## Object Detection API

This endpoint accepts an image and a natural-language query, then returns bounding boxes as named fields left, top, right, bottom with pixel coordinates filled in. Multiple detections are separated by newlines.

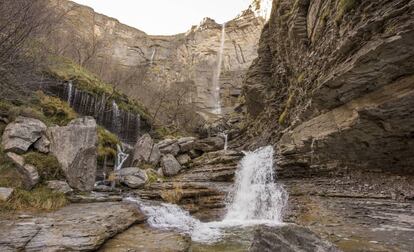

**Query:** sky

left=72, top=0, right=253, bottom=35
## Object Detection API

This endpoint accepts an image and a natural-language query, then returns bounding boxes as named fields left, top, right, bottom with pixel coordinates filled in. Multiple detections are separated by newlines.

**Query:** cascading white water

left=150, top=48, right=156, bottom=65
left=212, top=23, right=226, bottom=115
left=128, top=146, right=288, bottom=243
left=220, top=132, right=228, bottom=151
left=224, top=146, right=287, bottom=223
left=67, top=81, right=73, bottom=106
left=112, top=100, right=120, bottom=134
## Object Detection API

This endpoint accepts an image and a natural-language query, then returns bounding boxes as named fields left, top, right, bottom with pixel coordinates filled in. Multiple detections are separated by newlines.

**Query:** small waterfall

left=128, top=146, right=288, bottom=243
left=112, top=100, right=120, bottom=135
left=212, top=23, right=226, bottom=115
left=224, top=146, right=288, bottom=222
left=220, top=132, right=228, bottom=151
left=67, top=80, right=73, bottom=106
left=150, top=48, right=156, bottom=65
left=114, top=144, right=129, bottom=171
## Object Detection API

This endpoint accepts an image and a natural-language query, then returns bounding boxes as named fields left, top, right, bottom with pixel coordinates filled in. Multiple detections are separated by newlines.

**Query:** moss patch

left=23, top=152, right=65, bottom=182
left=98, top=127, right=120, bottom=160
left=35, top=91, right=77, bottom=126
left=336, top=0, right=359, bottom=22
left=0, top=149, right=24, bottom=188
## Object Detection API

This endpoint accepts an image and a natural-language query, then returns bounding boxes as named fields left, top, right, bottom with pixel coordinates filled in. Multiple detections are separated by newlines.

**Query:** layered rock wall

left=51, top=0, right=267, bottom=120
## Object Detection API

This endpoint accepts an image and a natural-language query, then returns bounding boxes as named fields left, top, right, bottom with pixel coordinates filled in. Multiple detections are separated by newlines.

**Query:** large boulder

left=116, top=167, right=148, bottom=189
left=156, top=139, right=180, bottom=156
left=161, top=154, right=182, bottom=177
left=176, top=154, right=191, bottom=166
left=249, top=224, right=339, bottom=252
left=132, top=134, right=161, bottom=166
left=33, top=135, right=50, bottom=154
left=1, top=117, right=47, bottom=154
left=6, top=152, right=39, bottom=189
left=47, top=117, right=97, bottom=191
left=0, top=187, right=14, bottom=201
left=193, top=137, right=224, bottom=152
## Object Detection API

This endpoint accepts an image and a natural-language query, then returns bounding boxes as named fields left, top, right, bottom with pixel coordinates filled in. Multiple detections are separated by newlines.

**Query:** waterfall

left=128, top=146, right=288, bottom=243
left=112, top=100, right=120, bottom=135
left=212, top=23, right=226, bottom=115
left=224, top=146, right=288, bottom=222
left=114, top=144, right=129, bottom=171
left=220, top=133, right=228, bottom=151
left=150, top=48, right=156, bottom=65
left=67, top=80, right=73, bottom=106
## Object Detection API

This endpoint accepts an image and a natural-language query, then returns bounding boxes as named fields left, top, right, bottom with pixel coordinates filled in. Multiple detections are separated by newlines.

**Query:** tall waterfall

left=212, top=23, right=226, bottom=115
left=67, top=80, right=73, bottom=106
left=128, top=146, right=288, bottom=243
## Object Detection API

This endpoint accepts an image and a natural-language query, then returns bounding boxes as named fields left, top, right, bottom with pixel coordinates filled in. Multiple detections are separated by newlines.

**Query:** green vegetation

left=98, top=126, right=120, bottom=160
left=0, top=186, right=68, bottom=212
left=336, top=0, right=359, bottom=22
left=47, top=57, right=151, bottom=122
left=24, top=152, right=65, bottom=182
left=0, top=93, right=77, bottom=127
left=278, top=93, right=295, bottom=125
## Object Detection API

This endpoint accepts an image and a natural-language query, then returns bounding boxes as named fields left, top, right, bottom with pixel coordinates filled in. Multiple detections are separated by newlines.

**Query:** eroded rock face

left=161, top=154, right=182, bottom=177
left=156, top=139, right=180, bottom=156
left=0, top=202, right=146, bottom=251
left=193, top=137, right=225, bottom=152
left=241, top=0, right=414, bottom=175
left=1, top=117, right=47, bottom=154
left=133, top=134, right=161, bottom=166
left=46, top=180, right=73, bottom=194
left=50, top=0, right=266, bottom=120
left=47, top=117, right=98, bottom=191
left=0, top=187, right=14, bottom=201
left=250, top=224, right=339, bottom=252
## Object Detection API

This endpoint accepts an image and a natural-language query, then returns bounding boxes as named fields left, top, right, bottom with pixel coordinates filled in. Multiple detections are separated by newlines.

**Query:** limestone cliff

left=50, top=0, right=267, bottom=121
left=241, top=0, right=414, bottom=177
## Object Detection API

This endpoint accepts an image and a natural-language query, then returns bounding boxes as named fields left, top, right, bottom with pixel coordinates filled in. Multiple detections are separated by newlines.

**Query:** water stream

left=212, top=23, right=226, bottom=115
left=127, top=146, right=288, bottom=244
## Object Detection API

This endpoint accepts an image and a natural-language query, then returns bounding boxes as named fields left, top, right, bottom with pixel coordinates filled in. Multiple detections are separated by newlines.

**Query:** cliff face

left=242, top=0, right=414, bottom=177
left=51, top=0, right=267, bottom=121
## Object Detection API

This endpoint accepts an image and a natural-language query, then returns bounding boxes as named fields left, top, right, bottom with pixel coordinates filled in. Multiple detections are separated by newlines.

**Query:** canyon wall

left=241, top=0, right=414, bottom=177
left=51, top=0, right=268, bottom=121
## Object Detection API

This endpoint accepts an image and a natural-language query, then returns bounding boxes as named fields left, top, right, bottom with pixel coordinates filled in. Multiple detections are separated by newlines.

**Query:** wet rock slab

left=99, top=224, right=190, bottom=252
left=0, top=202, right=146, bottom=251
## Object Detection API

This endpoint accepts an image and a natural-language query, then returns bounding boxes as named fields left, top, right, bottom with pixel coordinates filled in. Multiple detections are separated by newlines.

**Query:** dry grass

left=160, top=183, right=184, bottom=204
left=0, top=186, right=68, bottom=212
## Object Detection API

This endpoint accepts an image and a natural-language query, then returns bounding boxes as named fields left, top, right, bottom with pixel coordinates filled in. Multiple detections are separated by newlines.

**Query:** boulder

left=6, top=152, right=39, bottom=189
left=0, top=187, right=14, bottom=201
left=176, top=154, right=191, bottom=166
left=161, top=154, right=182, bottom=177
left=156, top=139, right=180, bottom=156
left=116, top=167, right=148, bottom=189
left=46, top=180, right=73, bottom=194
left=47, top=117, right=97, bottom=191
left=1, top=116, right=47, bottom=154
left=249, top=224, right=339, bottom=252
left=193, top=137, right=224, bottom=152
left=33, top=135, right=50, bottom=154
left=132, top=134, right=161, bottom=166
left=177, top=137, right=196, bottom=153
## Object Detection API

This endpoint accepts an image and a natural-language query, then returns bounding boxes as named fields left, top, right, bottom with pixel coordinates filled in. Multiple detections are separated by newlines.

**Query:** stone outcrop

left=0, top=202, right=146, bottom=251
left=6, top=152, right=39, bottom=189
left=116, top=167, right=148, bottom=189
left=46, top=180, right=73, bottom=194
left=250, top=224, right=339, bottom=252
left=161, top=154, right=182, bottom=177
left=47, top=117, right=98, bottom=191
left=1, top=116, right=47, bottom=154
left=193, top=137, right=225, bottom=152
left=50, top=0, right=268, bottom=120
left=132, top=134, right=161, bottom=166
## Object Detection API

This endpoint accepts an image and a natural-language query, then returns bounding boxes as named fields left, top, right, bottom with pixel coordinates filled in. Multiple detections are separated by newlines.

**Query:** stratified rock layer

left=0, top=202, right=145, bottom=251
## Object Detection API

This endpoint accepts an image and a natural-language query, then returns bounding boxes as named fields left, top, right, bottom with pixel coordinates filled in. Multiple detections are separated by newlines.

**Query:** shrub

left=24, top=152, right=65, bottom=182
left=35, top=91, right=77, bottom=126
